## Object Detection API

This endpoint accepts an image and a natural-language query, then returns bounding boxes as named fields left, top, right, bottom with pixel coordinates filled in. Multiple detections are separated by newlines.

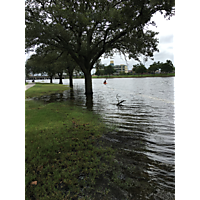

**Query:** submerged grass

left=25, top=83, right=69, bottom=99
left=25, top=84, right=118, bottom=199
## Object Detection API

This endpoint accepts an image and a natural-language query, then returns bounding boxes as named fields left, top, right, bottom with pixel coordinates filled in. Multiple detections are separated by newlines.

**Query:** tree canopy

left=148, top=60, right=174, bottom=73
left=133, top=63, right=147, bottom=74
left=26, top=0, right=175, bottom=94
left=148, top=61, right=163, bottom=73
left=26, top=45, right=79, bottom=85
left=104, top=65, right=116, bottom=76
left=160, top=60, right=174, bottom=73
left=95, top=64, right=115, bottom=76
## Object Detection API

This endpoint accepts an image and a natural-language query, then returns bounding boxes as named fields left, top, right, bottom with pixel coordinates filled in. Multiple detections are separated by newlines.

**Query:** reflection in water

left=69, top=88, right=75, bottom=100
left=33, top=77, right=175, bottom=199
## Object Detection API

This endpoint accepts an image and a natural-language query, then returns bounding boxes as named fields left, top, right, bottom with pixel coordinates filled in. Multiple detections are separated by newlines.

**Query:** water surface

left=29, top=77, right=175, bottom=199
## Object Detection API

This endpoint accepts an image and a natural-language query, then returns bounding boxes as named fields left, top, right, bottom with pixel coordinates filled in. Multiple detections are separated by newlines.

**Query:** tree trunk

left=84, top=71, right=93, bottom=95
left=69, top=74, right=73, bottom=88
left=50, top=75, right=53, bottom=83
left=86, top=94, right=93, bottom=110
left=58, top=73, right=63, bottom=84
left=68, top=69, right=73, bottom=88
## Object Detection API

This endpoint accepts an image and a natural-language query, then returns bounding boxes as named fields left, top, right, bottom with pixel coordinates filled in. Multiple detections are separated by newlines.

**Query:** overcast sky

left=25, top=11, right=175, bottom=71
left=99, top=12, right=175, bottom=70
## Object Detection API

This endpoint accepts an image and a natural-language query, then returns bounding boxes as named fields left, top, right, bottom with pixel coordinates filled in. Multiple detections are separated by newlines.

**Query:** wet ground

left=29, top=77, right=175, bottom=199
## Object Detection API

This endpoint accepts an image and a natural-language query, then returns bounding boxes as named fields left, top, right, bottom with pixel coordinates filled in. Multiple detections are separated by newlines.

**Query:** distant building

left=110, top=61, right=128, bottom=74
left=110, top=60, right=114, bottom=66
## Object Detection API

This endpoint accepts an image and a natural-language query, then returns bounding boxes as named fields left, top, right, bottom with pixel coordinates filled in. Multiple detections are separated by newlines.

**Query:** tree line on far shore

left=26, top=56, right=175, bottom=84
left=132, top=60, right=175, bottom=75
left=94, top=59, right=175, bottom=76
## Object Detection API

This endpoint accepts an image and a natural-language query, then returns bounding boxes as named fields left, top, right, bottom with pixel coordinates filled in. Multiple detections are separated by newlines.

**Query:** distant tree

left=25, top=61, right=31, bottom=80
left=25, top=54, right=44, bottom=82
left=132, top=64, right=138, bottom=73
left=148, top=61, right=162, bottom=73
left=160, top=60, right=174, bottom=73
left=34, top=47, right=58, bottom=83
left=104, top=65, right=116, bottom=76
left=95, top=69, right=102, bottom=76
left=119, top=71, right=127, bottom=75
left=45, top=63, right=57, bottom=83
left=166, top=60, right=173, bottom=66
left=34, top=45, right=78, bottom=86
left=133, top=64, right=147, bottom=74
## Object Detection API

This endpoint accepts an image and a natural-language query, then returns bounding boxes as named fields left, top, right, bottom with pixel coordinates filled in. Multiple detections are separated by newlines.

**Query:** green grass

left=25, top=84, right=115, bottom=199
left=25, top=83, right=69, bottom=99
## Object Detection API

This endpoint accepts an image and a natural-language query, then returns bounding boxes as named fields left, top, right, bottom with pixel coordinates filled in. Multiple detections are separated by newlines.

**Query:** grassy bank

left=25, top=84, right=117, bottom=199
left=25, top=83, right=69, bottom=99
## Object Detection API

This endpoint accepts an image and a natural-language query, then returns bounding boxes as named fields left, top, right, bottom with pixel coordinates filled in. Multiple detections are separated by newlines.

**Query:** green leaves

left=148, top=60, right=174, bottom=73
left=26, top=0, right=174, bottom=63
left=25, top=0, right=174, bottom=94
left=133, top=63, right=147, bottom=74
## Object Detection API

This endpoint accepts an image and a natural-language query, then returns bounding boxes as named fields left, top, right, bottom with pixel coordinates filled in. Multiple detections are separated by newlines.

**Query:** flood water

left=28, top=77, right=175, bottom=199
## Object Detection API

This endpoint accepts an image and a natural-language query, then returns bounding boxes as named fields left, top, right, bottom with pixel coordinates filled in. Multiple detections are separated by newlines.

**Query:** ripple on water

left=32, top=77, right=175, bottom=199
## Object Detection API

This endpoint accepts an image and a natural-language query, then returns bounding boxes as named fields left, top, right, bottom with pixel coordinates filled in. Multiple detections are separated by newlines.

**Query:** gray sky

left=99, top=12, right=175, bottom=70
left=25, top=11, right=175, bottom=71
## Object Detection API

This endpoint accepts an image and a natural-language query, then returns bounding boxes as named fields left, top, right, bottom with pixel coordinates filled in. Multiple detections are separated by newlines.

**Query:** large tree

left=25, top=0, right=175, bottom=94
